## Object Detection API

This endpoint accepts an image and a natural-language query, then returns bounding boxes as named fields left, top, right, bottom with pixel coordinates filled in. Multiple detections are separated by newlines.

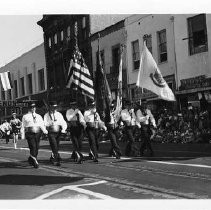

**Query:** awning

left=175, top=86, right=211, bottom=95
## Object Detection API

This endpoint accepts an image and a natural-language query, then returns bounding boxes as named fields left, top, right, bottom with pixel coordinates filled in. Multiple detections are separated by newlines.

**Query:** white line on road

left=34, top=180, right=117, bottom=200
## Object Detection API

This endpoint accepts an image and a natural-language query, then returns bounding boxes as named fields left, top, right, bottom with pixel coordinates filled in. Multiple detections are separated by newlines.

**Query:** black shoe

left=55, top=161, right=61, bottom=166
left=28, top=156, right=33, bottom=166
left=93, top=158, right=98, bottom=163
left=34, top=162, right=39, bottom=168
left=50, top=156, right=54, bottom=164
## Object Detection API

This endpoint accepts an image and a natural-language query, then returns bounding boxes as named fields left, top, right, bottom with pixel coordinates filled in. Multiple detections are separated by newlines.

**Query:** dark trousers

left=25, top=132, right=42, bottom=158
left=48, top=132, right=61, bottom=161
left=86, top=127, right=99, bottom=158
left=107, top=126, right=121, bottom=156
left=70, top=126, right=84, bottom=153
left=5, top=133, right=10, bottom=144
left=140, top=125, right=153, bottom=155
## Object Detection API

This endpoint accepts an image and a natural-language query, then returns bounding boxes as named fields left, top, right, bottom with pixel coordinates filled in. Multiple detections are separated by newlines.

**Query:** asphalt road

left=0, top=138, right=211, bottom=208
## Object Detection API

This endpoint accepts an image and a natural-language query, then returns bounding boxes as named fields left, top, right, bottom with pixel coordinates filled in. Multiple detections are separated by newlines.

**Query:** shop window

left=131, top=88, right=135, bottom=100
left=157, top=29, right=167, bottom=63
left=7, top=89, right=12, bottom=100
left=188, top=14, right=208, bottom=55
left=1, top=89, right=5, bottom=100
left=20, top=77, right=25, bottom=96
left=132, top=40, right=140, bottom=70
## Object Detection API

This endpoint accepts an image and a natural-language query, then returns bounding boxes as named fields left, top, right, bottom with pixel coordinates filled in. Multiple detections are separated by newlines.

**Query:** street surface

left=0, top=138, right=211, bottom=204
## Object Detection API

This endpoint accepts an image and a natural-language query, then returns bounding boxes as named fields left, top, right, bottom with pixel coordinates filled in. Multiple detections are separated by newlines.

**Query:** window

left=157, top=29, right=167, bottom=63
left=132, top=40, right=140, bottom=70
left=1, top=89, right=5, bottom=100
left=96, top=50, right=105, bottom=69
left=188, top=14, right=208, bottom=55
left=48, top=37, right=51, bottom=48
left=111, top=45, right=120, bottom=73
left=61, top=31, right=64, bottom=41
left=67, top=26, right=71, bottom=37
left=27, top=73, right=33, bottom=94
left=54, top=33, right=57, bottom=44
left=131, top=88, right=135, bottom=100
left=143, top=34, right=152, bottom=54
left=14, top=80, right=18, bottom=98
left=20, top=77, right=25, bottom=96
left=7, top=89, right=12, bottom=100
left=82, top=17, right=86, bottom=29
left=38, top=69, right=45, bottom=91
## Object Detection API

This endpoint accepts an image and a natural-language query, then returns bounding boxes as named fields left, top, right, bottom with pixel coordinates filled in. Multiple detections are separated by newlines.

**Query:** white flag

left=136, top=42, right=176, bottom=101
left=0, top=71, right=12, bottom=91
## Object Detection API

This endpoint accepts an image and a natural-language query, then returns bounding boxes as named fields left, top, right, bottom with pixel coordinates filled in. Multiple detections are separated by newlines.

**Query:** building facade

left=91, top=20, right=128, bottom=100
left=125, top=14, right=177, bottom=110
left=174, top=14, right=211, bottom=108
left=0, top=43, right=47, bottom=120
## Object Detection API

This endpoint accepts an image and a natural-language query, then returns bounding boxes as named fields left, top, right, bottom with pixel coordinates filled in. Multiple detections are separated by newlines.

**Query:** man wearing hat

left=66, top=101, right=86, bottom=164
left=1, top=119, right=12, bottom=144
left=84, top=101, right=106, bottom=162
left=120, top=100, right=138, bottom=156
left=22, top=101, right=48, bottom=168
left=136, top=99, right=156, bottom=156
left=44, top=101, right=67, bottom=166
left=10, top=112, right=22, bottom=149
left=106, top=101, right=121, bottom=159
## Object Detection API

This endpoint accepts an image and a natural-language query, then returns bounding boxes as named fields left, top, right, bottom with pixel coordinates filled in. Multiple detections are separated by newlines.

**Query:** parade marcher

left=66, top=101, right=86, bottom=164
left=44, top=101, right=67, bottom=166
left=106, top=102, right=122, bottom=159
left=84, top=101, right=107, bottom=162
left=1, top=120, right=12, bottom=144
left=10, top=112, right=22, bottom=149
left=22, top=101, right=48, bottom=168
left=120, top=100, right=139, bottom=157
left=136, top=99, right=156, bottom=156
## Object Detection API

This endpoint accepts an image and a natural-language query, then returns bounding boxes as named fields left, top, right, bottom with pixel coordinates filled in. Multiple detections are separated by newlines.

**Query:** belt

left=87, top=122, right=98, bottom=128
left=25, top=126, right=41, bottom=134
left=47, top=125, right=61, bottom=133
left=68, top=121, right=78, bottom=127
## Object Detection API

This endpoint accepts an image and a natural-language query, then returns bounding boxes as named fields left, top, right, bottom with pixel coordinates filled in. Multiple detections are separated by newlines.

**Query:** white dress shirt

left=136, top=108, right=156, bottom=127
left=44, top=111, right=67, bottom=133
left=66, top=108, right=85, bottom=124
left=22, top=112, right=47, bottom=133
left=121, top=109, right=131, bottom=123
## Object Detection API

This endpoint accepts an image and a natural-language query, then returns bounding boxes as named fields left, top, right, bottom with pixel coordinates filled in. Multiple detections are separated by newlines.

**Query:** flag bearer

left=10, top=112, right=22, bottom=149
left=44, top=101, right=67, bottom=166
left=22, top=101, right=48, bottom=168
left=107, top=102, right=122, bottom=159
left=136, top=99, right=156, bottom=156
left=84, top=101, right=106, bottom=162
left=66, top=101, right=86, bottom=164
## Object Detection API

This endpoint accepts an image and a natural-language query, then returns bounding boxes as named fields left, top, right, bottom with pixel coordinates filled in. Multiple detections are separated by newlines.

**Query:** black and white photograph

left=0, top=0, right=211, bottom=209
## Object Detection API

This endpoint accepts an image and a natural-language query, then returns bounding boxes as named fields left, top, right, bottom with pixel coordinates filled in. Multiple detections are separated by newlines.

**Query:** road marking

left=148, top=160, right=211, bottom=169
left=34, top=180, right=117, bottom=200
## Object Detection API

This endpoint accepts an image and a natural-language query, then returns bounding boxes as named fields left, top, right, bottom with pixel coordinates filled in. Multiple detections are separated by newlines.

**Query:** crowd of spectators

left=152, top=104, right=211, bottom=144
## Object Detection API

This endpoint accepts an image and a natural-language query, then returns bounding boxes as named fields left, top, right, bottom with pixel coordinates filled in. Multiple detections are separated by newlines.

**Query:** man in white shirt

left=44, top=101, right=67, bottom=166
left=84, top=101, right=106, bottom=162
left=120, top=100, right=138, bottom=157
left=22, top=101, right=48, bottom=168
left=66, top=101, right=86, bottom=164
left=136, top=99, right=156, bottom=156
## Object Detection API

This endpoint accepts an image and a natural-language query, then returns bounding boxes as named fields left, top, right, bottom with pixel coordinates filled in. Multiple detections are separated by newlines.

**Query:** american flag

left=66, top=49, right=95, bottom=100
left=0, top=71, right=12, bottom=91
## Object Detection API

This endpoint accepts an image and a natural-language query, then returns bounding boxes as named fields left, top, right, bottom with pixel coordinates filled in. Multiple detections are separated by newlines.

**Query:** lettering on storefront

left=0, top=101, right=28, bottom=108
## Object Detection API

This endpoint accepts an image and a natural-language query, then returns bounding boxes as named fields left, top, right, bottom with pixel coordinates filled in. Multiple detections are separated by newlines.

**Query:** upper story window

left=20, top=77, right=25, bottom=96
left=96, top=50, right=105, bottom=69
left=7, top=89, right=12, bottom=100
left=67, top=26, right=71, bottom=37
left=157, top=29, right=167, bottom=63
left=132, top=40, right=140, bottom=70
left=143, top=34, right=152, bottom=54
left=27, top=73, right=33, bottom=95
left=38, top=69, right=45, bottom=91
left=61, top=30, right=64, bottom=41
left=111, top=45, right=120, bottom=74
left=82, top=17, right=86, bottom=29
left=14, top=80, right=18, bottom=99
left=188, top=14, right=208, bottom=55
left=48, top=37, right=52, bottom=48
left=54, top=33, right=57, bottom=44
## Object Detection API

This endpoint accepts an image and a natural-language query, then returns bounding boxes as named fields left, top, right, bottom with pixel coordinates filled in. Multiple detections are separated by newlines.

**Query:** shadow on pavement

left=0, top=174, right=84, bottom=186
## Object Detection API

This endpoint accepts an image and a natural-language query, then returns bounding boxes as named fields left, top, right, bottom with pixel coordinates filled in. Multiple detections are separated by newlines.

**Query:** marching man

left=22, top=101, right=48, bottom=168
left=44, top=101, right=67, bottom=166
